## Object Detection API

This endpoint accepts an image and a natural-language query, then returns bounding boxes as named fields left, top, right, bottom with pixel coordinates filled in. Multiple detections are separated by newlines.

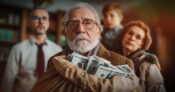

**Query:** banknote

left=117, top=65, right=133, bottom=77
left=94, top=66, right=130, bottom=78
left=68, top=52, right=89, bottom=69
left=68, top=52, right=133, bottom=78
left=95, top=66, right=112, bottom=79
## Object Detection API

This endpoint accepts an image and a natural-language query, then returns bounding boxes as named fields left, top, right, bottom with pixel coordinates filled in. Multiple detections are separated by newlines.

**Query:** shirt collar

left=90, top=41, right=100, bottom=56
left=29, top=36, right=49, bottom=46
left=104, top=24, right=123, bottom=32
left=113, top=24, right=123, bottom=32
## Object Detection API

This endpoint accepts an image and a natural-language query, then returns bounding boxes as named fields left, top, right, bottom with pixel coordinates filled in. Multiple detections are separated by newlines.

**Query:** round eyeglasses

left=32, top=16, right=49, bottom=22
left=66, top=19, right=97, bottom=30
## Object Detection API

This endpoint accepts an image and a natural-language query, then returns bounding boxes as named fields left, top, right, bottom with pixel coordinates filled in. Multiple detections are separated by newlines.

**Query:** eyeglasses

left=32, top=16, right=49, bottom=21
left=66, top=19, right=97, bottom=30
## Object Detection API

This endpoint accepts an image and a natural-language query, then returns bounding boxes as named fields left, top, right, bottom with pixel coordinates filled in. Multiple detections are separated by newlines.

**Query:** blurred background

left=0, top=0, right=174, bottom=91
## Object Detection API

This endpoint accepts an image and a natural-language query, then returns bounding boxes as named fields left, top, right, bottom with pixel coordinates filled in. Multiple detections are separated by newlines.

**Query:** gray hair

left=63, top=2, right=101, bottom=28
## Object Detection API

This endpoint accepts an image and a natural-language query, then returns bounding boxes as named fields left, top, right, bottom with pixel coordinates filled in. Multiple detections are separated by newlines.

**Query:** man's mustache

left=37, top=25, right=45, bottom=28
left=75, top=33, right=91, bottom=43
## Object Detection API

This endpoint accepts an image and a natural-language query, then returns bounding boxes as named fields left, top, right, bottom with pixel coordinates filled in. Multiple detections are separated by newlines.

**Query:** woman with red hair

left=118, top=20, right=166, bottom=92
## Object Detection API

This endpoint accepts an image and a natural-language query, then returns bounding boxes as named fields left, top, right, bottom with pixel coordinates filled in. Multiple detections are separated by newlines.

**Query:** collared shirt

left=1, top=36, right=62, bottom=92
left=101, top=25, right=123, bottom=52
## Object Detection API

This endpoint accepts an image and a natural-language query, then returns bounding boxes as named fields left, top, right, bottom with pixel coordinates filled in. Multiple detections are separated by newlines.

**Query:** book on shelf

left=0, top=28, right=19, bottom=43
left=0, top=18, right=6, bottom=25
left=0, top=12, right=20, bottom=26
left=49, top=20, right=56, bottom=32
left=0, top=46, right=11, bottom=62
left=8, top=13, right=20, bottom=26
left=14, top=14, right=20, bottom=26
left=0, top=14, right=7, bottom=25
left=13, top=31, right=19, bottom=42
left=8, top=13, right=13, bottom=25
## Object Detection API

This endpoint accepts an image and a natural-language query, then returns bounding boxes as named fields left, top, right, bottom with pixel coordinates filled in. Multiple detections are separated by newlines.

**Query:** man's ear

left=97, top=25, right=102, bottom=38
left=98, top=25, right=102, bottom=34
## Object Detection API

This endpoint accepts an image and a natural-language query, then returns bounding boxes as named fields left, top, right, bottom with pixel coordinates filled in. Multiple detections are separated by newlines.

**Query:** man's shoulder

left=98, top=44, right=130, bottom=61
left=48, top=50, right=64, bottom=60
left=7, top=39, right=30, bottom=56
left=11, top=39, right=30, bottom=50
left=46, top=40, right=62, bottom=50
left=109, top=51, right=126, bottom=59
left=46, top=51, right=65, bottom=69
left=108, top=51, right=134, bottom=70
left=98, top=44, right=134, bottom=69
left=108, top=50, right=131, bottom=62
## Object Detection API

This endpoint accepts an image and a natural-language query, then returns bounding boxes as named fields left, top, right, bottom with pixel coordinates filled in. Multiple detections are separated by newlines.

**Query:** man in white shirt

left=1, top=8, right=62, bottom=92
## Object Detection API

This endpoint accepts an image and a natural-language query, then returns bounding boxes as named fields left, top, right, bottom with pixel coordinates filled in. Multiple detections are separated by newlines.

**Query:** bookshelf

left=0, top=4, right=23, bottom=85
left=0, top=4, right=22, bottom=64
left=46, top=11, right=67, bottom=46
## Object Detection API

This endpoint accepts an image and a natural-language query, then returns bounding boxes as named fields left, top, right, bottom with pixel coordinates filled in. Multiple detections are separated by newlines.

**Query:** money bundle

left=68, top=52, right=133, bottom=79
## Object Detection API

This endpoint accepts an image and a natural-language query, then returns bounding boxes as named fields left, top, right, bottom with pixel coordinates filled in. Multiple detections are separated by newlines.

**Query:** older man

left=1, top=8, right=62, bottom=92
left=31, top=3, right=141, bottom=92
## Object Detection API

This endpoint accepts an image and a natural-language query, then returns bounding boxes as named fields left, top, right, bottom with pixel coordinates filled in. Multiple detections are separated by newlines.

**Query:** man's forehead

left=68, top=8, right=96, bottom=20
left=32, top=9, right=49, bottom=16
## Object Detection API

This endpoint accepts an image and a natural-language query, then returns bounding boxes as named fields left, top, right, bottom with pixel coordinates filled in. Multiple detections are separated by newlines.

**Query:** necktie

left=37, top=44, right=45, bottom=79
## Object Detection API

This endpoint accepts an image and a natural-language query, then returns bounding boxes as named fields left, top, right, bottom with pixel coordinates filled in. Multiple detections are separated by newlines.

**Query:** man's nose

left=77, top=23, right=85, bottom=33
left=39, top=18, right=44, bottom=24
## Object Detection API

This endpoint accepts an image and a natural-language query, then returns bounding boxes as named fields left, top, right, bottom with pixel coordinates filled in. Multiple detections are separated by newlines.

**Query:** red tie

left=37, top=44, right=45, bottom=79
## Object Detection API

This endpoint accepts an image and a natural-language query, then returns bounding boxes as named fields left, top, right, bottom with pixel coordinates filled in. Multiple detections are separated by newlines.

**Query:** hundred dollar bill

left=95, top=66, right=130, bottom=79
left=117, top=65, right=133, bottom=77
left=68, top=52, right=134, bottom=78
left=68, top=52, right=89, bottom=69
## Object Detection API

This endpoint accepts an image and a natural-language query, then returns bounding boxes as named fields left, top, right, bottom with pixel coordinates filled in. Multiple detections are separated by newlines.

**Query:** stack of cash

left=68, top=52, right=133, bottom=79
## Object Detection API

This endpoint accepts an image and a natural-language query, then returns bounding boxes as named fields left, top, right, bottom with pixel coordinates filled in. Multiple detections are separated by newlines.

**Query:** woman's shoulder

left=131, top=50, right=159, bottom=64
left=143, top=52, right=158, bottom=64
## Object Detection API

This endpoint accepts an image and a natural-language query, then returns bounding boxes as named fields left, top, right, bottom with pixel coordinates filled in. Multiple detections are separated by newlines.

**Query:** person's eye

left=136, top=35, right=141, bottom=40
left=111, top=14, right=114, bottom=18
left=84, top=19, right=92, bottom=25
left=128, top=31, right=133, bottom=35
left=32, top=16, right=39, bottom=20
left=72, top=22, right=78, bottom=26
left=68, top=21, right=79, bottom=27
left=42, top=16, right=49, bottom=20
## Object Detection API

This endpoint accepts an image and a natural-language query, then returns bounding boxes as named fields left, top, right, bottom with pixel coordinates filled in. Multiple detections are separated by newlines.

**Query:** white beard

left=68, top=33, right=98, bottom=54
